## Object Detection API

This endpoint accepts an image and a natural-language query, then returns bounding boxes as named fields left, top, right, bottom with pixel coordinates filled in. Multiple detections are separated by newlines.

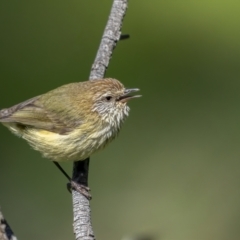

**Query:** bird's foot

left=67, top=181, right=92, bottom=200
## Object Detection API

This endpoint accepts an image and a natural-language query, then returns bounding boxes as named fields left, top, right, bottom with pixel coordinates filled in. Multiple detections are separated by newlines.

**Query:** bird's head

left=89, top=78, right=141, bottom=126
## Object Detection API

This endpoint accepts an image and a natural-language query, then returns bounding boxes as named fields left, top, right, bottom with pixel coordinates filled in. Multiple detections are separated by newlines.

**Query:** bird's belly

left=22, top=127, right=117, bottom=162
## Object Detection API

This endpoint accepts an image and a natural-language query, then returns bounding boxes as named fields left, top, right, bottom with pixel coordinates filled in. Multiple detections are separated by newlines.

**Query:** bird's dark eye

left=105, top=96, right=112, bottom=101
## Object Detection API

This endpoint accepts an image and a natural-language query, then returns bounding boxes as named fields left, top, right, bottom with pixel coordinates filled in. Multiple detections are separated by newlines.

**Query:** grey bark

left=72, top=0, right=129, bottom=240
left=89, top=0, right=128, bottom=80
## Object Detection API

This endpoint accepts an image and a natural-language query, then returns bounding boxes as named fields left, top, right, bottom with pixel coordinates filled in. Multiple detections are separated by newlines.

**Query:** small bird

left=0, top=78, right=140, bottom=196
left=0, top=78, right=140, bottom=161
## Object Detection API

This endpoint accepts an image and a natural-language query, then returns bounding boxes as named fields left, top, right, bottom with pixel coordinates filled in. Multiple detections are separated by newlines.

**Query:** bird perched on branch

left=0, top=78, right=140, bottom=197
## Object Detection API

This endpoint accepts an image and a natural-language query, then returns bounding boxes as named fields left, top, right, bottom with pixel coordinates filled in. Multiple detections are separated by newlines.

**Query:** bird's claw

left=67, top=181, right=92, bottom=200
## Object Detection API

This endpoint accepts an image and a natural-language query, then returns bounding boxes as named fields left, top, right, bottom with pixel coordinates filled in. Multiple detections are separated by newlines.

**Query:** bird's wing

left=0, top=93, right=81, bottom=135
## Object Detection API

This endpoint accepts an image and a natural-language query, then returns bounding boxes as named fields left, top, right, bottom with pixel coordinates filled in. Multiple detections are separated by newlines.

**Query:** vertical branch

left=89, top=0, right=128, bottom=80
left=72, top=0, right=129, bottom=240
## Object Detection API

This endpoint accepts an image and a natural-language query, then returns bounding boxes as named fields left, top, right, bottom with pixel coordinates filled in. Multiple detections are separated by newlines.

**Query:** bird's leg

left=53, top=161, right=92, bottom=200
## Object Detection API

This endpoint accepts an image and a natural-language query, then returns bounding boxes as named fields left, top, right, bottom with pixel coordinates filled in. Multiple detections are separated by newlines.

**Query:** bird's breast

left=21, top=120, right=120, bottom=161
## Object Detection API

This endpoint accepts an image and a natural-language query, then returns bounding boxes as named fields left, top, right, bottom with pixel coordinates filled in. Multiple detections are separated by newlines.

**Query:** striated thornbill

left=0, top=78, right=140, bottom=161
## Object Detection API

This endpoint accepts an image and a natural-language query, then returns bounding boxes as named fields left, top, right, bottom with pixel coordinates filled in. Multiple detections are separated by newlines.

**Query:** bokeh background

left=1, top=1, right=240, bottom=240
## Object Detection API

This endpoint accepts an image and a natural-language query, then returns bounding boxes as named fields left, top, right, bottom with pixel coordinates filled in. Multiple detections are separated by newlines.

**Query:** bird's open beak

left=118, top=88, right=141, bottom=103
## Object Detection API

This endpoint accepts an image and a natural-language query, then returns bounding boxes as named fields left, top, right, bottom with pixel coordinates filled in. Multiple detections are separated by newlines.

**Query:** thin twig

left=71, top=0, right=129, bottom=239
left=89, top=0, right=128, bottom=80
left=120, top=34, right=130, bottom=40
left=0, top=210, right=17, bottom=240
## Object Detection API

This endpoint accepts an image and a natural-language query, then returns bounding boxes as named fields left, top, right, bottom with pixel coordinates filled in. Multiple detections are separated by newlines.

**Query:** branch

left=89, top=0, right=128, bottom=80
left=71, top=0, right=129, bottom=239
left=0, top=210, right=17, bottom=240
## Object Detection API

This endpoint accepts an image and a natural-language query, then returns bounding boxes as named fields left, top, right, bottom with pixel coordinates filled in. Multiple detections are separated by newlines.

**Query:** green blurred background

left=1, top=0, right=240, bottom=239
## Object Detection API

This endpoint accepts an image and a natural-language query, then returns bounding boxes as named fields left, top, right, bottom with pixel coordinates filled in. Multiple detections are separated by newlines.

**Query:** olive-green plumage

left=0, top=78, right=140, bottom=161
